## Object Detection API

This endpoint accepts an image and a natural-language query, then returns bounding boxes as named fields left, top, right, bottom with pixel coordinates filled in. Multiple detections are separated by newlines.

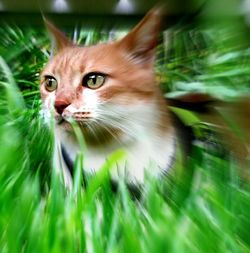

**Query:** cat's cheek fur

left=81, top=88, right=100, bottom=111
left=44, top=92, right=56, bottom=109
left=39, top=93, right=56, bottom=123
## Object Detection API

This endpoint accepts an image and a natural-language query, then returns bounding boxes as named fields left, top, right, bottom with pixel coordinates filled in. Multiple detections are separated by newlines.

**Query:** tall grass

left=0, top=13, right=250, bottom=253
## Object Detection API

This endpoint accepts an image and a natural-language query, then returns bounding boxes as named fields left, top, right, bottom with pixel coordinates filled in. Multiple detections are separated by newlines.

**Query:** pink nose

left=54, top=100, right=70, bottom=115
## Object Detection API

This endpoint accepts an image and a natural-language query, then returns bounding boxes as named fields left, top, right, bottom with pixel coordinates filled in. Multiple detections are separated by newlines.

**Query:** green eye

left=83, top=73, right=106, bottom=89
left=44, top=76, right=57, bottom=92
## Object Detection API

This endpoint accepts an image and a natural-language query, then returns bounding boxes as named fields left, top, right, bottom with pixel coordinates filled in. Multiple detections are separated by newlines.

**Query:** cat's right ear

left=115, top=6, right=164, bottom=66
left=43, top=17, right=73, bottom=54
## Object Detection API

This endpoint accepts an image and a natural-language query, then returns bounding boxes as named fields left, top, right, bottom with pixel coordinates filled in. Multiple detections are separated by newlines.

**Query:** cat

left=40, top=7, right=250, bottom=189
left=40, top=8, right=178, bottom=188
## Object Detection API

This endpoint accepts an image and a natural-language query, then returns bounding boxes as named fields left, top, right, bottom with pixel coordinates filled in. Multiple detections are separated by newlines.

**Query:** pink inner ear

left=116, top=8, right=162, bottom=63
left=44, top=18, right=73, bottom=52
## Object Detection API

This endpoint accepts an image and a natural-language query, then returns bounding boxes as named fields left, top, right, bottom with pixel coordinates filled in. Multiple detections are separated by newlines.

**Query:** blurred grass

left=0, top=10, right=250, bottom=253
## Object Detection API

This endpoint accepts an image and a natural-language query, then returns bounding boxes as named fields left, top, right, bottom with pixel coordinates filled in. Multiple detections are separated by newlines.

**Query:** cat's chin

left=56, top=117, right=89, bottom=131
left=56, top=117, right=124, bottom=146
left=56, top=119, right=73, bottom=132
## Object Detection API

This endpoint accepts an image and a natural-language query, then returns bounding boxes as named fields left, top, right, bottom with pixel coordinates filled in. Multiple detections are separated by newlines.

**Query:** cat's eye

left=83, top=73, right=106, bottom=89
left=44, top=76, right=58, bottom=92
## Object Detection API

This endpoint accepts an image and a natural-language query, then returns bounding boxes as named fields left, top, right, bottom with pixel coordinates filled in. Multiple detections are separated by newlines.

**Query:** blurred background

left=0, top=0, right=205, bottom=26
left=0, top=0, right=247, bottom=26
left=0, top=1, right=250, bottom=253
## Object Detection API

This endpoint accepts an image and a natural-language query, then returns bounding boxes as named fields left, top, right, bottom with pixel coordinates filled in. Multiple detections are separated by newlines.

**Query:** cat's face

left=40, top=8, right=163, bottom=141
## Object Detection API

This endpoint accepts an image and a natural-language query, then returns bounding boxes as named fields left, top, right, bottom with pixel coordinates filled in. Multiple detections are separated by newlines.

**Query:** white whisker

left=92, top=119, right=123, bottom=144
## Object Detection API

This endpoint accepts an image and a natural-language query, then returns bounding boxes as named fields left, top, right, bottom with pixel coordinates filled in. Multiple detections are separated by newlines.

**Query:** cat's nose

left=54, top=100, right=70, bottom=115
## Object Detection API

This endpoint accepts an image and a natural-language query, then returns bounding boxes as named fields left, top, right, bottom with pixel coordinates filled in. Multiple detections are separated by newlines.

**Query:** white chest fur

left=56, top=124, right=176, bottom=185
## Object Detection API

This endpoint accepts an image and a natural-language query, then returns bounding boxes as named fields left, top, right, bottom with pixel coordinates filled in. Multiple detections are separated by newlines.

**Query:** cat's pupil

left=83, top=73, right=105, bottom=89
left=48, top=78, right=55, bottom=87
left=44, top=76, right=57, bottom=91
left=89, top=75, right=96, bottom=84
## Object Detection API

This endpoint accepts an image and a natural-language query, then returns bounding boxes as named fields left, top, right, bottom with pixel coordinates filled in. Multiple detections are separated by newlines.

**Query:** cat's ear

left=116, top=7, right=163, bottom=65
left=44, top=18, right=73, bottom=53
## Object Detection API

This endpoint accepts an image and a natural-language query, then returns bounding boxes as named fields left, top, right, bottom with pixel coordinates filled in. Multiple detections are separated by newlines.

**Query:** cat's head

left=40, top=8, right=166, bottom=142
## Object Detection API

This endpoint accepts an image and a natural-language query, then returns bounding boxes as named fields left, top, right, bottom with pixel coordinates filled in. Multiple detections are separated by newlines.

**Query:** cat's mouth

left=56, top=112, right=124, bottom=144
left=72, top=112, right=92, bottom=121
left=56, top=112, right=92, bottom=127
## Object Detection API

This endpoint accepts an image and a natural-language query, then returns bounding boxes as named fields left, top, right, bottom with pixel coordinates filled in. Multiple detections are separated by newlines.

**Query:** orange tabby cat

left=40, top=8, right=176, bottom=187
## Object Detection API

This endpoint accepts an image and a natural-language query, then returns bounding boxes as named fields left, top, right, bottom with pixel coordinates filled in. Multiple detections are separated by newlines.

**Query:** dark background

left=0, top=0, right=214, bottom=28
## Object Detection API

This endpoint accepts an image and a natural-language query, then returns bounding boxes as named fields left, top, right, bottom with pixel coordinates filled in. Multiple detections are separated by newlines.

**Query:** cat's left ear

left=116, top=7, right=164, bottom=65
left=44, top=18, right=73, bottom=54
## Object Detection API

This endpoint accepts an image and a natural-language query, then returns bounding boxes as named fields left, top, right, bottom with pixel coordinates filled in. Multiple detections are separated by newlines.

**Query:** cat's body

left=40, top=8, right=178, bottom=187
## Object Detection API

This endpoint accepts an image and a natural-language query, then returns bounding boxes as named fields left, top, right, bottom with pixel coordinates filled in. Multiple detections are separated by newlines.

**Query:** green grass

left=1, top=13, right=250, bottom=253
